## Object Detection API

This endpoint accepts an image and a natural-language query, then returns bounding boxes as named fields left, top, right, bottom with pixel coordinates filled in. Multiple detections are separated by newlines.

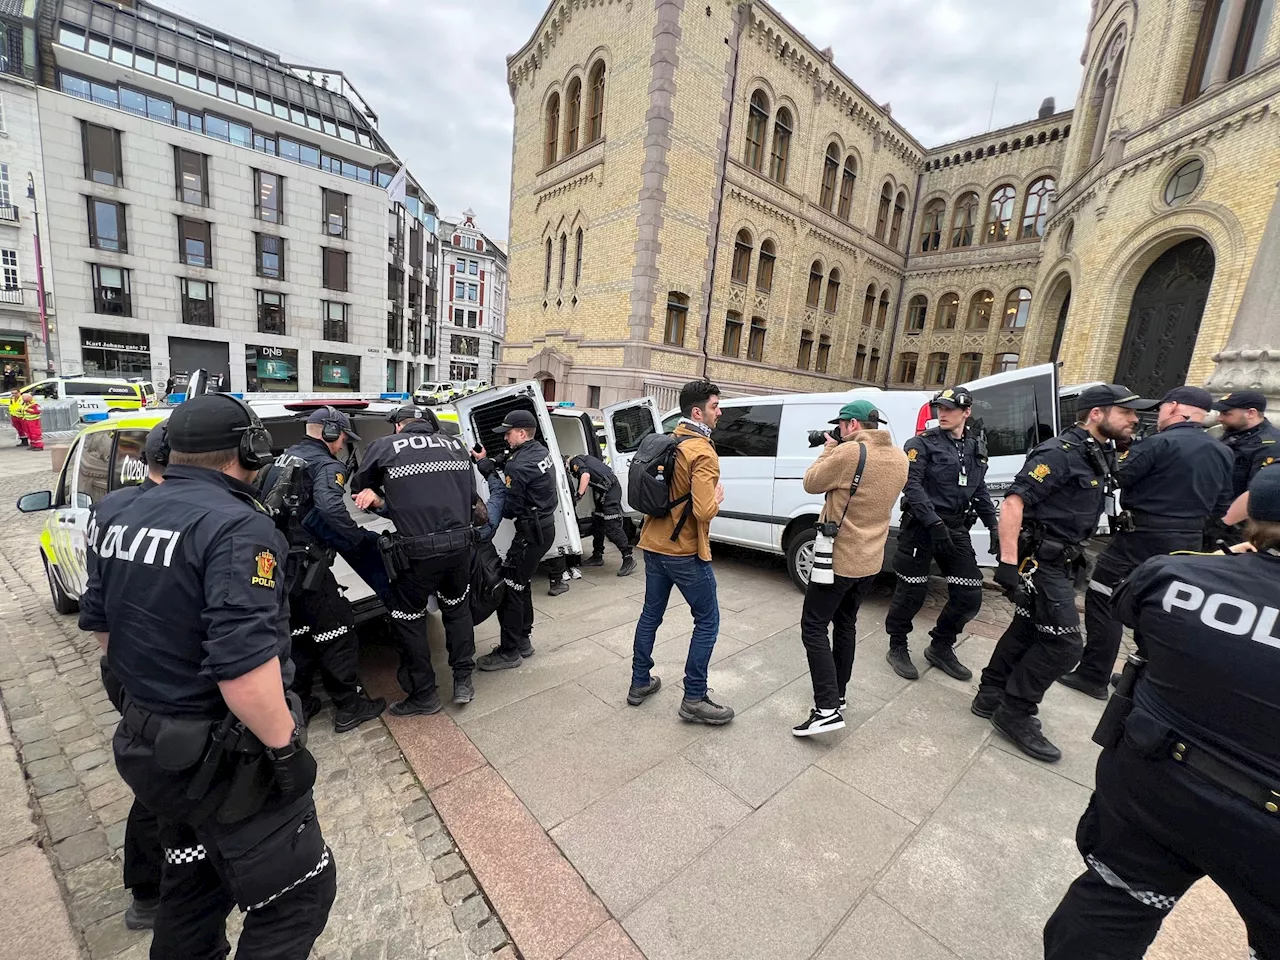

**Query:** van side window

left=64, top=380, right=108, bottom=396
left=611, top=406, right=655, bottom=454
left=29, top=381, right=58, bottom=399
left=76, top=431, right=114, bottom=506
left=112, top=430, right=150, bottom=490
left=662, top=413, right=681, bottom=434
left=54, top=439, right=79, bottom=507
left=970, top=378, right=1056, bottom=457
left=712, top=404, right=782, bottom=457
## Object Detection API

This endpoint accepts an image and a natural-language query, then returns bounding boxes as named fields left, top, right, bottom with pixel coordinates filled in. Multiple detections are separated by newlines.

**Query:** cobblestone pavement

left=0, top=458, right=510, bottom=960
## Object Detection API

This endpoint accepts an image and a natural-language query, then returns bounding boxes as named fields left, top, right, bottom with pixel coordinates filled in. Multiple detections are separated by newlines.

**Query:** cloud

left=169, top=0, right=1087, bottom=238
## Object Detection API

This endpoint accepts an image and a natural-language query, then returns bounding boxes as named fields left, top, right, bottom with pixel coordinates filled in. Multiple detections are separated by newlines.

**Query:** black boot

left=1057, top=670, right=1109, bottom=700
left=548, top=579, right=569, bottom=596
left=885, top=644, right=919, bottom=680
left=617, top=555, right=636, bottom=577
left=991, top=705, right=1061, bottom=763
left=924, top=643, right=972, bottom=681
left=581, top=554, right=605, bottom=567
left=334, top=696, right=386, bottom=733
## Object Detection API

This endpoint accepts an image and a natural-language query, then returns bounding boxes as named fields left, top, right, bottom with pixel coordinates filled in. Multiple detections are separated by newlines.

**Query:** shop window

left=313, top=352, right=360, bottom=392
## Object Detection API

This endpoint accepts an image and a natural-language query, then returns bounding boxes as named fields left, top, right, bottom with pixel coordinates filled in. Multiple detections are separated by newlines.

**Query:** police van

left=24, top=375, right=158, bottom=414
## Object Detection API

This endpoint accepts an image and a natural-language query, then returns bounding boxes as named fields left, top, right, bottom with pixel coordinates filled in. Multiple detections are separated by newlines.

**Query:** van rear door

left=601, top=397, right=661, bottom=513
left=452, top=381, right=582, bottom=560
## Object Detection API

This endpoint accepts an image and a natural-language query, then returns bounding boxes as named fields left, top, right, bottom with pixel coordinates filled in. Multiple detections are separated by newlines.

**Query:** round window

left=1165, top=158, right=1204, bottom=206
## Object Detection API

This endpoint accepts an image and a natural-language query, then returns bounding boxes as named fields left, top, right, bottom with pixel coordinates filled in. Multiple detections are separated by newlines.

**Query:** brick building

left=499, top=0, right=1280, bottom=407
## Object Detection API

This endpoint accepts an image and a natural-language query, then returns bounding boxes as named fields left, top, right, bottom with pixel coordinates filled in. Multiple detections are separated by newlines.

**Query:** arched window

left=544, top=237, right=553, bottom=292
left=559, top=233, right=568, bottom=288
left=756, top=239, right=775, bottom=294
left=1020, top=178, right=1055, bottom=239
left=862, top=284, right=877, bottom=325
left=951, top=193, right=978, bottom=248
left=1187, top=0, right=1274, bottom=101
left=819, top=144, right=839, bottom=210
left=797, top=329, right=814, bottom=369
left=957, top=352, right=982, bottom=381
left=574, top=228, right=584, bottom=286
left=770, top=107, right=792, bottom=183
left=732, top=230, right=753, bottom=285
left=824, top=268, right=841, bottom=314
left=587, top=61, right=606, bottom=142
left=889, top=190, right=907, bottom=248
left=816, top=335, right=831, bottom=373
left=747, top=316, right=767, bottom=361
left=875, top=184, right=893, bottom=240
left=1003, top=288, right=1032, bottom=330
left=993, top=352, right=1019, bottom=373
left=664, top=292, right=688, bottom=346
left=837, top=156, right=857, bottom=220
left=544, top=93, right=560, bottom=166
left=564, top=78, right=582, bottom=155
left=854, top=344, right=867, bottom=379
left=925, top=352, right=950, bottom=386
left=806, top=260, right=823, bottom=309
left=984, top=185, right=1017, bottom=243
left=877, top=291, right=890, bottom=330
left=722, top=311, right=743, bottom=357
left=967, top=290, right=994, bottom=330
left=906, top=295, right=928, bottom=332
left=868, top=348, right=882, bottom=381
left=937, top=293, right=959, bottom=329
left=895, top=351, right=919, bottom=384
left=920, top=199, right=946, bottom=252
left=744, top=90, right=768, bottom=171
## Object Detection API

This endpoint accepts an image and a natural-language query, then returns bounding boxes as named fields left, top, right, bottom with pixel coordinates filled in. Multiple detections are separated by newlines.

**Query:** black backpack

left=628, top=433, right=695, bottom=542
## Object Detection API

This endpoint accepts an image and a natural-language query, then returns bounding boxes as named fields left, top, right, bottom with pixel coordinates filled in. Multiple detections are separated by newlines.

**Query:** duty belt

left=401, top=526, right=475, bottom=559
left=1129, top=511, right=1207, bottom=533
left=122, top=700, right=261, bottom=755
left=1170, top=736, right=1280, bottom=816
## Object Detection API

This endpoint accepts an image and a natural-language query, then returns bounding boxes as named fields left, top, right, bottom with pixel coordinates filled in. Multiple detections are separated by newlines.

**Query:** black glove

left=993, top=561, right=1020, bottom=601
left=267, top=737, right=317, bottom=804
left=985, top=525, right=999, bottom=546
left=929, top=523, right=955, bottom=555
left=475, top=456, right=497, bottom=479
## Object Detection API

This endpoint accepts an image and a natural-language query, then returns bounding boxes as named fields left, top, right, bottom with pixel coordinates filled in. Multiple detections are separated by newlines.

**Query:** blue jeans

left=631, top=550, right=720, bottom=699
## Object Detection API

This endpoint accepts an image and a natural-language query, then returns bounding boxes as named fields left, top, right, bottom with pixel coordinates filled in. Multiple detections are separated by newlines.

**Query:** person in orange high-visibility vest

left=19, top=392, right=42, bottom=450
left=8, top=388, right=27, bottom=446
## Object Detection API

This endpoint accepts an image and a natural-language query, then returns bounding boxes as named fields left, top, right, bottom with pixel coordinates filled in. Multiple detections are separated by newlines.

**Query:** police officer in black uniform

left=1212, top=390, right=1280, bottom=535
left=474, top=409, right=558, bottom=670
left=884, top=386, right=997, bottom=683
left=568, top=452, right=636, bottom=577
left=1043, top=467, right=1280, bottom=959
left=351, top=405, right=477, bottom=713
left=1061, top=386, right=1233, bottom=699
left=87, top=395, right=335, bottom=958
left=260, top=407, right=385, bottom=732
left=975, top=384, right=1155, bottom=763
left=82, top=424, right=169, bottom=931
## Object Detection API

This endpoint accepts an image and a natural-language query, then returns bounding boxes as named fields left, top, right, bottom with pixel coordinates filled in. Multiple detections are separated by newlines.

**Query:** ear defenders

left=320, top=405, right=344, bottom=443
left=211, top=393, right=274, bottom=470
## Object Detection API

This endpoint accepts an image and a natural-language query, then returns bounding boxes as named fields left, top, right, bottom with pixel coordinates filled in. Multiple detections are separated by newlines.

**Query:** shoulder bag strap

left=829, top=442, right=868, bottom=535
left=669, top=435, right=698, bottom=542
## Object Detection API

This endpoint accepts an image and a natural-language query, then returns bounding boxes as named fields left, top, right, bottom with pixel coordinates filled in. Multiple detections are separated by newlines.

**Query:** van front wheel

left=785, top=528, right=816, bottom=593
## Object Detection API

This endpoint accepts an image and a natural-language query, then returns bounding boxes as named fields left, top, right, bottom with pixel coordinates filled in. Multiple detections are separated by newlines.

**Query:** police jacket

left=500, top=439, right=558, bottom=523
left=1116, top=549, right=1280, bottom=780
left=1007, top=425, right=1107, bottom=546
left=85, top=466, right=292, bottom=718
left=1223, top=420, right=1280, bottom=500
left=351, top=420, right=475, bottom=540
left=568, top=454, right=617, bottom=496
left=1116, top=421, right=1233, bottom=520
left=80, top=478, right=158, bottom=634
left=900, top=427, right=997, bottom=529
left=266, top=437, right=363, bottom=550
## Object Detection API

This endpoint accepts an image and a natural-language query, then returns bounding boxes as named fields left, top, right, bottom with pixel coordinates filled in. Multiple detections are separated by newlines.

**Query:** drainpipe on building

left=882, top=170, right=924, bottom=389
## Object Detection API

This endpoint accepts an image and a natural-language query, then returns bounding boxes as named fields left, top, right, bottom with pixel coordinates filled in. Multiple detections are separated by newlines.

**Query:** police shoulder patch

left=1030, top=462, right=1051, bottom=482
left=907, top=448, right=919, bottom=462
left=335, top=472, right=345, bottom=487
left=1117, top=450, right=1129, bottom=462
left=252, top=549, right=278, bottom=589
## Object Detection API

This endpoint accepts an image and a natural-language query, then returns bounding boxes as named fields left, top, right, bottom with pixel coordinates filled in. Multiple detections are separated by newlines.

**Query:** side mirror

left=16, top=490, right=52, bottom=513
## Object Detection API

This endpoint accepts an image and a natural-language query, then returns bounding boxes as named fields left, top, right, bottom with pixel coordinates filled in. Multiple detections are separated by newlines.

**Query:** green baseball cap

left=830, top=400, right=885, bottom=425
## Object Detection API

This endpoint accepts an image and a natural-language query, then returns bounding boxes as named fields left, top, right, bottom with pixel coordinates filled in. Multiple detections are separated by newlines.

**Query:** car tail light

left=914, top=402, right=932, bottom=435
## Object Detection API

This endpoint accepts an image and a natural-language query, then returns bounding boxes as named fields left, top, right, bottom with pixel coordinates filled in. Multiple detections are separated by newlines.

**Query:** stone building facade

left=436, top=209, right=508, bottom=385
left=500, top=0, right=1280, bottom=407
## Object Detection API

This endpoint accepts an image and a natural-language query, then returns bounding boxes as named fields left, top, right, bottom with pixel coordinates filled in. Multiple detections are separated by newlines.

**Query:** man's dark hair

left=1075, top=404, right=1113, bottom=425
left=168, top=448, right=239, bottom=470
left=679, top=380, right=720, bottom=418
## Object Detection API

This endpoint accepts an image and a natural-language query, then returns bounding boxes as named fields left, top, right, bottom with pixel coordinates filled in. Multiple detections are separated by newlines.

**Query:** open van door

left=958, top=362, right=1060, bottom=564
left=452, top=381, right=583, bottom=561
left=601, top=397, right=661, bottom=512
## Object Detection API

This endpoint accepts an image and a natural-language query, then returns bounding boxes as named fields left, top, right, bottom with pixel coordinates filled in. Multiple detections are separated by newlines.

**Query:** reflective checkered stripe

left=248, top=846, right=331, bottom=911
left=1035, top=622, right=1080, bottom=637
left=312, top=626, right=351, bottom=644
left=389, top=609, right=426, bottom=621
left=291, top=626, right=309, bottom=637
left=897, top=574, right=930, bottom=584
left=946, top=577, right=983, bottom=587
left=594, top=513, right=623, bottom=521
left=1088, top=580, right=1114, bottom=596
left=438, top=585, right=470, bottom=608
left=386, top=461, right=473, bottom=480
left=504, top=579, right=527, bottom=592
left=165, top=844, right=207, bottom=865
left=1086, top=855, right=1179, bottom=911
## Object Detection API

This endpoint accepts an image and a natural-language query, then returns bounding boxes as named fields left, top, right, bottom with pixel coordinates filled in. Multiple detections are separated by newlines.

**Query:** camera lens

left=807, top=431, right=828, bottom=448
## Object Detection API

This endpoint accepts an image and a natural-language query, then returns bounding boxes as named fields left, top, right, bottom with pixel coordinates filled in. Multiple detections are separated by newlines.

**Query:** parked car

left=24, top=375, right=158, bottom=414
left=415, top=381, right=461, bottom=405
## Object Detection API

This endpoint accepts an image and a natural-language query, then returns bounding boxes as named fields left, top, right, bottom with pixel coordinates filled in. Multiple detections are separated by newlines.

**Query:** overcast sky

left=170, top=0, right=1089, bottom=241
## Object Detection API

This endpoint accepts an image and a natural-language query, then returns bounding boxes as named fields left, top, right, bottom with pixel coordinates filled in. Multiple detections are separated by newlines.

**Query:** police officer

left=80, top=424, right=169, bottom=931
left=260, top=407, right=385, bottom=732
left=473, top=409, right=558, bottom=670
left=1212, top=390, right=1280, bottom=532
left=568, top=451, right=636, bottom=577
left=884, top=387, right=997, bottom=682
left=975, top=384, right=1155, bottom=763
left=1043, top=467, right=1280, bottom=959
left=1061, top=386, right=1233, bottom=699
left=88, top=395, right=334, bottom=957
left=352, top=406, right=477, bottom=712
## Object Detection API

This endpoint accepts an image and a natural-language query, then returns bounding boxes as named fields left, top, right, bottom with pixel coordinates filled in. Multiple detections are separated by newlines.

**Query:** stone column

left=1207, top=0, right=1249, bottom=91
left=1206, top=181, right=1280, bottom=420
left=1091, top=77, right=1117, bottom=163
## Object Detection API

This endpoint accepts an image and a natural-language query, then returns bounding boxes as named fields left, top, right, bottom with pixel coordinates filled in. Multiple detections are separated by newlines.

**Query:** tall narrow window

left=82, top=122, right=123, bottom=186
left=875, top=184, right=892, bottom=240
left=951, top=193, right=979, bottom=248
left=937, top=293, right=959, bottom=329
left=770, top=107, right=792, bottom=183
left=967, top=290, right=994, bottom=330
left=819, top=144, right=839, bottom=210
left=254, top=170, right=282, bottom=223
left=323, top=190, right=348, bottom=237
left=862, top=284, right=877, bottom=325
left=907, top=295, right=928, bottom=332
left=87, top=198, right=127, bottom=252
left=731, top=229, right=753, bottom=285
left=868, top=348, right=881, bottom=381
left=722, top=311, right=743, bottom=357
left=993, top=352, right=1019, bottom=373
left=984, top=185, right=1017, bottom=243
left=180, top=278, right=213, bottom=326
left=1020, top=178, right=1055, bottom=239
left=824, top=268, right=841, bottom=314
left=544, top=93, right=560, bottom=167
left=178, top=218, right=211, bottom=267
left=896, top=352, right=919, bottom=383
left=1187, top=0, right=1276, bottom=99
left=797, top=329, right=814, bottom=369
left=92, top=265, right=131, bottom=315
left=558, top=233, right=567, bottom=288
left=324, top=301, right=349, bottom=342
left=587, top=60, right=606, bottom=142
left=744, top=90, right=768, bottom=171
left=958, top=352, right=982, bottom=381
left=854, top=345, right=867, bottom=379
left=920, top=199, right=945, bottom=252
left=806, top=261, right=823, bottom=309
left=564, top=78, right=582, bottom=155
left=256, top=234, right=284, bottom=279
left=837, top=156, right=857, bottom=220
left=0, top=250, right=17, bottom=291
left=877, top=291, right=890, bottom=330
left=322, top=248, right=348, bottom=292
left=889, top=190, right=907, bottom=248
left=544, top=237, right=553, bottom=292
left=925, top=351, right=950, bottom=386
left=756, top=239, right=775, bottom=294
left=574, top=228, right=583, bottom=286
left=747, top=316, right=767, bottom=362
left=257, top=291, right=285, bottom=335
left=815, top=335, right=831, bottom=373
left=664, top=292, right=688, bottom=346
left=175, top=148, right=209, bottom=205
left=1003, top=288, right=1032, bottom=330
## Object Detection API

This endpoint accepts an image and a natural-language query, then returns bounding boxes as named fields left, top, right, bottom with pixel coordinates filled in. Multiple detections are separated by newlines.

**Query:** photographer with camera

left=793, top=401, right=908, bottom=736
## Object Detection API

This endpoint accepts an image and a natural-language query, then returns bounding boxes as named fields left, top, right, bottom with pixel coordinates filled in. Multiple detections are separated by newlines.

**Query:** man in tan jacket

left=793, top=400, right=909, bottom=736
left=628, top=380, right=734, bottom=725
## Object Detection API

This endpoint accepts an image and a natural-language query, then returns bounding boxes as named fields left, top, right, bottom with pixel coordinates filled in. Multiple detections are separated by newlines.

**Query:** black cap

left=142, top=423, right=169, bottom=466
left=1159, top=385, right=1213, bottom=410
left=1212, top=390, right=1268, bottom=414
left=386, top=405, right=424, bottom=424
left=932, top=387, right=974, bottom=410
left=494, top=409, right=538, bottom=434
left=1248, top=468, right=1280, bottom=522
left=307, top=406, right=359, bottom=440
left=1074, top=384, right=1158, bottom=413
left=167, top=395, right=256, bottom=453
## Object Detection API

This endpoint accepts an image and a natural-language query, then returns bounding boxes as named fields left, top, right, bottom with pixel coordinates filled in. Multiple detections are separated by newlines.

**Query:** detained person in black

left=567, top=452, right=635, bottom=576
left=88, top=395, right=334, bottom=960
left=1044, top=467, right=1280, bottom=960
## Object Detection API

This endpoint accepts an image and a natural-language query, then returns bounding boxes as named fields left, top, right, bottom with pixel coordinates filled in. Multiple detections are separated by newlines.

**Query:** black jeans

left=590, top=486, right=631, bottom=560
left=387, top=550, right=474, bottom=699
left=289, top=568, right=361, bottom=709
left=498, top=519, right=554, bottom=654
left=885, top=520, right=984, bottom=649
left=1045, top=739, right=1280, bottom=959
left=1079, top=527, right=1202, bottom=685
left=801, top=574, right=875, bottom=710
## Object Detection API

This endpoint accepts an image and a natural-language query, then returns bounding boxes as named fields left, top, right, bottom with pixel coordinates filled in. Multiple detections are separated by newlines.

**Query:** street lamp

left=26, top=172, right=53, bottom=376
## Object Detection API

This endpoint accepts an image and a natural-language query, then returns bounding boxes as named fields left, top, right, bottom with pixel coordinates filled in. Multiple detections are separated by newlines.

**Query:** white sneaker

left=792, top=708, right=845, bottom=737
left=569, top=567, right=583, bottom=580
left=561, top=570, right=571, bottom=582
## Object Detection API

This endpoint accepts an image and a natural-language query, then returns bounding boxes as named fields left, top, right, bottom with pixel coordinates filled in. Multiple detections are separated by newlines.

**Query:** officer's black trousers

left=122, top=797, right=162, bottom=902
left=978, top=559, right=1083, bottom=715
left=884, top=521, right=984, bottom=650
left=499, top=524, right=553, bottom=654
left=387, top=550, right=474, bottom=700
left=1044, top=739, right=1280, bottom=959
left=1078, top=528, right=1201, bottom=686
left=289, top=569, right=361, bottom=709
left=589, top=487, right=631, bottom=560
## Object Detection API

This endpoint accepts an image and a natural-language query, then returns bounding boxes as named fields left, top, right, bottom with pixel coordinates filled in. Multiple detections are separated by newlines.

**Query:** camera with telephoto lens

left=808, top=430, right=836, bottom=448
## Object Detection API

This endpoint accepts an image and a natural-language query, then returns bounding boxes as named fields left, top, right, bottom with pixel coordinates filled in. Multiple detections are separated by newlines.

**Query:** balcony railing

left=0, top=287, right=20, bottom=304
left=0, top=205, right=19, bottom=224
